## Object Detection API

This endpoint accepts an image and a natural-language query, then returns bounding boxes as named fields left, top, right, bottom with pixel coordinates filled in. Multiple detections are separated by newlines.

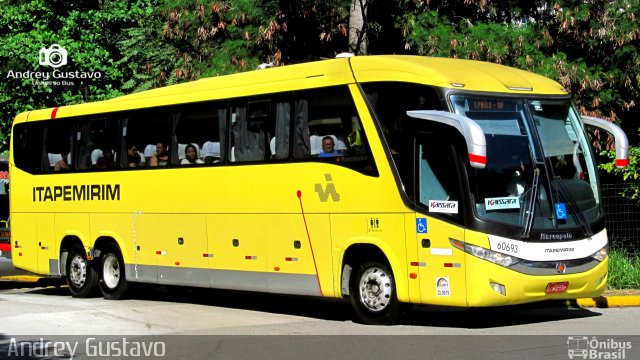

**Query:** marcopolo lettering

left=33, top=184, right=120, bottom=202
left=540, top=232, right=574, bottom=241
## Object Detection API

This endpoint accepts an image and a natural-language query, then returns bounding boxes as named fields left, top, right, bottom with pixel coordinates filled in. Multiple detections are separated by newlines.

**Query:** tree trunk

left=349, top=0, right=367, bottom=55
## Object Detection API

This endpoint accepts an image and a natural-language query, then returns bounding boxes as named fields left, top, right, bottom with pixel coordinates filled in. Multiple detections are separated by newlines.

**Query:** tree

left=397, top=0, right=640, bottom=167
left=0, top=0, right=159, bottom=150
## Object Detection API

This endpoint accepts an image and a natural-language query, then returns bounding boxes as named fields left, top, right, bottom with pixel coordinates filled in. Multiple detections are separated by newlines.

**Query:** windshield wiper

left=518, top=167, right=540, bottom=239
left=552, top=176, right=593, bottom=238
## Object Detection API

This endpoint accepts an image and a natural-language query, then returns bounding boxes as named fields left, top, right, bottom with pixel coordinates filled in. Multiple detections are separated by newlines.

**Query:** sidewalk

left=577, top=289, right=640, bottom=308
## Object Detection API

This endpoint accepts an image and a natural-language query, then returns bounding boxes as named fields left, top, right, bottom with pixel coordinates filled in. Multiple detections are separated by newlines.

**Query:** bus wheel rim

left=358, top=267, right=392, bottom=312
left=69, top=256, right=87, bottom=288
left=103, top=255, right=120, bottom=289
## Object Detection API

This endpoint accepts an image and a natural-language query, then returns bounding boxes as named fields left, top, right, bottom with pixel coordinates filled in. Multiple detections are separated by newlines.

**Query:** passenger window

left=76, top=115, right=120, bottom=171
left=295, top=86, right=377, bottom=176
left=174, top=102, right=226, bottom=165
left=12, top=122, right=45, bottom=174
left=362, top=82, right=443, bottom=187
left=121, top=108, right=171, bottom=168
left=44, top=120, right=75, bottom=172
left=230, top=97, right=275, bottom=163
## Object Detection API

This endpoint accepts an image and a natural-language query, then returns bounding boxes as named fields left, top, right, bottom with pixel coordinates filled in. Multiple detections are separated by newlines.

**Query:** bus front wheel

left=99, top=244, right=128, bottom=300
left=66, top=245, right=98, bottom=298
left=349, top=261, right=401, bottom=325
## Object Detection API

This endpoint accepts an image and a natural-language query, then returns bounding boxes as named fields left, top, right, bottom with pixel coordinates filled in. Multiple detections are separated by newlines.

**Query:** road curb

left=0, top=275, right=40, bottom=282
left=577, top=296, right=640, bottom=308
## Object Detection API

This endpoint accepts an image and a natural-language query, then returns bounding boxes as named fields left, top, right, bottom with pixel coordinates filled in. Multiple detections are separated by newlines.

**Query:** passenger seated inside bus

left=94, top=149, right=116, bottom=170
left=148, top=142, right=169, bottom=166
left=49, top=153, right=70, bottom=171
left=127, top=145, right=141, bottom=168
left=201, top=141, right=221, bottom=164
left=318, top=136, right=343, bottom=158
left=310, top=134, right=346, bottom=156
left=143, top=144, right=156, bottom=163
left=181, top=143, right=204, bottom=165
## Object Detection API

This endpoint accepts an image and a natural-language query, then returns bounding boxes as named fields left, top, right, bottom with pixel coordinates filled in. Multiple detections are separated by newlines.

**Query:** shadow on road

left=1, top=281, right=602, bottom=328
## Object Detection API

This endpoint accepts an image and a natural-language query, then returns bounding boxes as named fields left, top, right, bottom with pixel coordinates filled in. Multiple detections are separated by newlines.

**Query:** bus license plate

left=545, top=282, right=569, bottom=294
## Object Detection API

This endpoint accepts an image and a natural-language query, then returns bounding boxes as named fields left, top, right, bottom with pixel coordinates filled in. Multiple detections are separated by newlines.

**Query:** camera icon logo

left=39, top=44, right=68, bottom=68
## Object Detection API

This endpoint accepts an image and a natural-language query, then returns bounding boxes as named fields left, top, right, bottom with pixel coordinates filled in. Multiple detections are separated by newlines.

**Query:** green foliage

left=398, top=0, right=640, bottom=176
left=608, top=247, right=640, bottom=290
left=600, top=142, right=640, bottom=199
left=0, top=0, right=158, bottom=150
left=1, top=0, right=638, bottom=171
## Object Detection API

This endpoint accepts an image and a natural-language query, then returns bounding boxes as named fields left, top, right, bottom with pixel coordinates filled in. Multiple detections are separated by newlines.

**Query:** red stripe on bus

left=297, top=190, right=324, bottom=296
left=468, top=153, right=486, bottom=164
left=51, top=107, right=60, bottom=119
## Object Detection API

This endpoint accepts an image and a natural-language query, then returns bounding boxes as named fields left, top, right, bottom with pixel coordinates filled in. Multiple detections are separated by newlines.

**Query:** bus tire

left=66, top=245, right=98, bottom=298
left=349, top=261, right=401, bottom=325
left=99, top=244, right=128, bottom=300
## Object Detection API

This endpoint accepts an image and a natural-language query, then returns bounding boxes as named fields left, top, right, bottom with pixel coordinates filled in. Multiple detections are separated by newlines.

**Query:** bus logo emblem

left=314, top=174, right=340, bottom=202
left=556, top=262, right=566, bottom=274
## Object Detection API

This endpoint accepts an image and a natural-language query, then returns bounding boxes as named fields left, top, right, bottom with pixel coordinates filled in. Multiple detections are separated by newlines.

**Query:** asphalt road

left=1, top=281, right=639, bottom=359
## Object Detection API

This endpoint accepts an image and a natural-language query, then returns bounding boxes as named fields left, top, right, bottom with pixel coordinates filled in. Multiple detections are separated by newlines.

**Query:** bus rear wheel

left=99, top=244, right=128, bottom=300
left=349, top=261, right=401, bottom=325
left=66, top=245, right=98, bottom=298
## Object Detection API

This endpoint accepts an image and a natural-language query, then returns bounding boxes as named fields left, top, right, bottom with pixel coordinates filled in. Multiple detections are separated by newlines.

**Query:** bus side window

left=77, top=115, right=120, bottom=171
left=417, top=133, right=462, bottom=223
left=44, top=120, right=74, bottom=172
left=295, top=86, right=377, bottom=175
left=122, top=107, right=172, bottom=169
left=230, top=98, right=277, bottom=163
left=173, top=101, right=225, bottom=165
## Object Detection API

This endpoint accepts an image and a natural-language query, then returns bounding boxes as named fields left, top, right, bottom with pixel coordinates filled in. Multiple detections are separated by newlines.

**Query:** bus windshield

left=450, top=95, right=600, bottom=235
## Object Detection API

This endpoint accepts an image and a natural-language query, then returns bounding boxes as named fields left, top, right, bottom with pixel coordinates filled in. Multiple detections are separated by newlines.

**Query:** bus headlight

left=450, top=239, right=522, bottom=267
left=591, top=244, right=608, bottom=262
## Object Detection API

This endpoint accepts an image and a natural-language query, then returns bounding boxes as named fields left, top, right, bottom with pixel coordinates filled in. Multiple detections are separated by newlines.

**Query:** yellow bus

left=9, top=55, right=628, bottom=324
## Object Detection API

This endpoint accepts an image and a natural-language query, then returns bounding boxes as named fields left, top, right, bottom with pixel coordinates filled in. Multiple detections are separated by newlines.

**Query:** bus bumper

left=465, top=256, right=608, bottom=307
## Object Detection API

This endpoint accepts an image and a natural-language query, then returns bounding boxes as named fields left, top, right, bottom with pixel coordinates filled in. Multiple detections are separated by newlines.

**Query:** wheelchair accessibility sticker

left=555, top=203, right=567, bottom=220
left=416, top=218, right=428, bottom=234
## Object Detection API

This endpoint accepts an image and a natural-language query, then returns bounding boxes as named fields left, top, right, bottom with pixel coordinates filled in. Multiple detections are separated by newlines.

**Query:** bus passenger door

left=413, top=133, right=467, bottom=306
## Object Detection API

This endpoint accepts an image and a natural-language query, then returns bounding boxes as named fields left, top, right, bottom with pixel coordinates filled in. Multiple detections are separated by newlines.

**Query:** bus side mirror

left=582, top=116, right=629, bottom=169
left=407, top=110, right=487, bottom=169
